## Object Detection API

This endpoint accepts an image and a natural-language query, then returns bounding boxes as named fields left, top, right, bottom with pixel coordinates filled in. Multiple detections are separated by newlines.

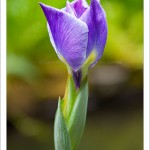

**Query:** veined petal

left=71, top=0, right=89, bottom=18
left=62, top=1, right=77, bottom=16
left=39, top=3, right=88, bottom=72
left=80, top=0, right=107, bottom=66
left=66, top=1, right=76, bottom=15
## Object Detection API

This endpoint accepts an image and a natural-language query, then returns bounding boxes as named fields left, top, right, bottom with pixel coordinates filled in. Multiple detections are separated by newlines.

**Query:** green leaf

left=54, top=98, right=71, bottom=150
left=67, top=78, right=88, bottom=150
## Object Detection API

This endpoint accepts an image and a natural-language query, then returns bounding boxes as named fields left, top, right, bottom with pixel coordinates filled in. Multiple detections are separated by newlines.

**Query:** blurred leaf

left=7, top=54, right=40, bottom=82
left=14, top=115, right=52, bottom=143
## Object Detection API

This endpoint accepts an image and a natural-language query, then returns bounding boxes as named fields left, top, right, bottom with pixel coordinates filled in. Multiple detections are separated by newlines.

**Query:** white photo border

left=144, top=0, right=150, bottom=149
left=1, top=0, right=6, bottom=149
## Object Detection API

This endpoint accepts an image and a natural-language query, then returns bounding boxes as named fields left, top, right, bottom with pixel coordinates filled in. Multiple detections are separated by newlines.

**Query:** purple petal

left=80, top=0, right=107, bottom=65
left=64, top=1, right=76, bottom=16
left=71, top=0, right=89, bottom=18
left=39, top=3, right=88, bottom=72
left=72, top=70, right=82, bottom=89
left=66, top=1, right=75, bottom=15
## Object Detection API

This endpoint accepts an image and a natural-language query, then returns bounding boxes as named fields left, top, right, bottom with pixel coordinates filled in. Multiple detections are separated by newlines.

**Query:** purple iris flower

left=39, top=0, right=107, bottom=87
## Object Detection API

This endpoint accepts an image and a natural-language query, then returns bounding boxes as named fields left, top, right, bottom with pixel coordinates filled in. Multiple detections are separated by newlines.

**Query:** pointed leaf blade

left=54, top=98, right=71, bottom=150
left=67, top=78, right=88, bottom=150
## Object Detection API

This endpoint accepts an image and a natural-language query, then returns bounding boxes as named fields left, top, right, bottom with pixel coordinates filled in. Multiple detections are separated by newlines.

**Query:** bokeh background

left=7, top=0, right=143, bottom=150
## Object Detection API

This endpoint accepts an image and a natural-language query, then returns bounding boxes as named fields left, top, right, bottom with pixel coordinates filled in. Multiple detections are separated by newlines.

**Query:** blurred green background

left=7, top=0, right=143, bottom=150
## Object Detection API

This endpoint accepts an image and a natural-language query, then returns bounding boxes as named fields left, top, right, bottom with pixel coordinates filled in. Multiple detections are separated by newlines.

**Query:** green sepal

left=62, top=75, right=77, bottom=120
left=67, top=77, right=88, bottom=150
left=54, top=98, right=71, bottom=150
left=81, top=51, right=96, bottom=79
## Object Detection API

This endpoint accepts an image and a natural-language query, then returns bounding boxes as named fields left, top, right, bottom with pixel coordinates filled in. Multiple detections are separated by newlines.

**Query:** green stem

left=54, top=75, right=88, bottom=150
